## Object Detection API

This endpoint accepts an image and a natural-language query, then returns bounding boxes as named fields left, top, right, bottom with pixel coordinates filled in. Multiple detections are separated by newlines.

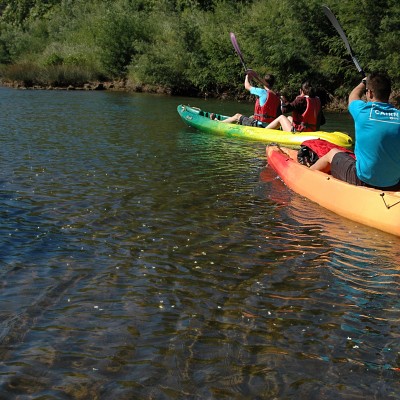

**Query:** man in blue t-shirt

left=310, top=72, right=400, bottom=190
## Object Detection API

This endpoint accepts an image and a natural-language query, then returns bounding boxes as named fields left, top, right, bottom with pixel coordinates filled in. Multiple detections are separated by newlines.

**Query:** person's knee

left=327, top=148, right=342, bottom=162
left=280, top=116, right=292, bottom=131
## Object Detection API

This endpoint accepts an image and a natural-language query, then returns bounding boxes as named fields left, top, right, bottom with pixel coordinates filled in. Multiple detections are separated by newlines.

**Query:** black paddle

left=322, top=5, right=366, bottom=78
left=230, top=32, right=268, bottom=86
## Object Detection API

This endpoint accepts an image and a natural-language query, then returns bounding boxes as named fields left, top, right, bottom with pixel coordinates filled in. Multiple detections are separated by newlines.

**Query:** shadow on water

left=0, top=88, right=398, bottom=399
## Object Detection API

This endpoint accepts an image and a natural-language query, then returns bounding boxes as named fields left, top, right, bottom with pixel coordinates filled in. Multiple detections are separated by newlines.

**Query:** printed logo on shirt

left=369, top=104, right=400, bottom=124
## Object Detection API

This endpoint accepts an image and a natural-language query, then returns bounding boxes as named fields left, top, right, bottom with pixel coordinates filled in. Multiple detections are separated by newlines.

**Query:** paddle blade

left=229, top=32, right=268, bottom=87
left=322, top=5, right=365, bottom=77
left=230, top=32, right=247, bottom=71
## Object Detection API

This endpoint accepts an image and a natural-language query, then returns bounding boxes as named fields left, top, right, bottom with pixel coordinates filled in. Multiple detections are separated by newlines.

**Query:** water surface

left=0, top=87, right=398, bottom=399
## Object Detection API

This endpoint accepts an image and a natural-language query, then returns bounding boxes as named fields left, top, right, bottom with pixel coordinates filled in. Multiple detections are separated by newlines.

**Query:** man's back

left=350, top=100, right=400, bottom=187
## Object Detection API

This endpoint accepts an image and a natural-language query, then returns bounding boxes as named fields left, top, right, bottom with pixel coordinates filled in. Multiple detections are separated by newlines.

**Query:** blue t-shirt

left=250, top=87, right=268, bottom=106
left=349, top=100, right=400, bottom=187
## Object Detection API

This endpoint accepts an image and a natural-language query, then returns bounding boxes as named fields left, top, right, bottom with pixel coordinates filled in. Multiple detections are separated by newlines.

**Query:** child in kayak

left=211, top=71, right=281, bottom=127
left=264, top=81, right=325, bottom=132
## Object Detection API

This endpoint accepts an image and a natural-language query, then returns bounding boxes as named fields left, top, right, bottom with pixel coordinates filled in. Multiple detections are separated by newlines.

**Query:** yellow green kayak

left=177, top=104, right=354, bottom=149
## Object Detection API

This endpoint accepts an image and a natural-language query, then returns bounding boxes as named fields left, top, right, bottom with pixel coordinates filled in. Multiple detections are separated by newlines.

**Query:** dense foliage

left=0, top=0, right=399, bottom=103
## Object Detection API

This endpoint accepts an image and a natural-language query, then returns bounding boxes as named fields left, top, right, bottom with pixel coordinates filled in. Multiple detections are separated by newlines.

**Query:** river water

left=0, top=87, right=399, bottom=399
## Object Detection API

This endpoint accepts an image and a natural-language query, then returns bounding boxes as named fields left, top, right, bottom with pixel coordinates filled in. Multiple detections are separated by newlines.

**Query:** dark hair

left=264, top=74, right=275, bottom=88
left=301, top=80, right=316, bottom=97
left=367, top=72, right=391, bottom=101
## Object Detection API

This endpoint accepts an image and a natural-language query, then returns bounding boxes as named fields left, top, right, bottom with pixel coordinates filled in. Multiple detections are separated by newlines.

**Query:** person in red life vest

left=264, top=81, right=325, bottom=132
left=212, top=70, right=281, bottom=127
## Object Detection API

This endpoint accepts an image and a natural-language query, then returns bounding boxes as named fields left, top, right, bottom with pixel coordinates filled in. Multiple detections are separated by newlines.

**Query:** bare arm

left=244, top=74, right=252, bottom=91
left=348, top=80, right=366, bottom=104
left=281, top=95, right=305, bottom=113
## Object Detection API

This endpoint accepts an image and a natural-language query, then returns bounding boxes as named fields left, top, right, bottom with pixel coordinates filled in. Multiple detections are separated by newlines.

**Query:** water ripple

left=0, top=90, right=398, bottom=398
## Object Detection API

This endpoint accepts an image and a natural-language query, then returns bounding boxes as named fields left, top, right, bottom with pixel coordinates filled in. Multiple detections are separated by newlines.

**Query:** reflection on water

left=0, top=88, right=398, bottom=399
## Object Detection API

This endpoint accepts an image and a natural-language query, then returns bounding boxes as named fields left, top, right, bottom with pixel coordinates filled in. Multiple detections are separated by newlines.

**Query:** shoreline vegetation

left=2, top=76, right=399, bottom=113
left=0, top=1, right=398, bottom=112
left=0, top=77, right=353, bottom=112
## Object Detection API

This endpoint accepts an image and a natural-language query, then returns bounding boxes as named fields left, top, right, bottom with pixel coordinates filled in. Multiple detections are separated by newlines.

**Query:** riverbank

left=2, top=78, right=399, bottom=113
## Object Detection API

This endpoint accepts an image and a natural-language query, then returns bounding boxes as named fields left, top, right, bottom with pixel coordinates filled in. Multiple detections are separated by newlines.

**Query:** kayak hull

left=178, top=104, right=354, bottom=149
left=266, top=145, right=400, bottom=237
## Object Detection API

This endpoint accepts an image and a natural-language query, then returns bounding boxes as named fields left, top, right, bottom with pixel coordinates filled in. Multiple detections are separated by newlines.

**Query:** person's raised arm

left=244, top=73, right=253, bottom=91
left=349, top=78, right=366, bottom=104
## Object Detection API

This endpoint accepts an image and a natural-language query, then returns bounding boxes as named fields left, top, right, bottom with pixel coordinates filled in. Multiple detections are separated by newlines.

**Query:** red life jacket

left=253, top=91, right=281, bottom=123
left=297, top=138, right=355, bottom=167
left=292, top=96, right=321, bottom=132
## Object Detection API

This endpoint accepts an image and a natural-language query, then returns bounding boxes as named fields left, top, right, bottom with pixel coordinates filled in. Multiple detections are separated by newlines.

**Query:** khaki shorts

left=331, top=152, right=362, bottom=185
left=239, top=116, right=265, bottom=127
left=331, top=152, right=400, bottom=190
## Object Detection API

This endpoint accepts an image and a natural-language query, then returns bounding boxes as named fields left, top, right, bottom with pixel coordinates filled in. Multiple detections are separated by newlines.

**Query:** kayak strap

left=380, top=193, right=400, bottom=209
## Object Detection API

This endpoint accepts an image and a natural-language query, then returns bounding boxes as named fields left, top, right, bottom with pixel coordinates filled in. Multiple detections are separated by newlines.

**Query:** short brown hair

left=301, top=81, right=316, bottom=97
left=264, top=74, right=275, bottom=88
left=367, top=72, right=391, bottom=102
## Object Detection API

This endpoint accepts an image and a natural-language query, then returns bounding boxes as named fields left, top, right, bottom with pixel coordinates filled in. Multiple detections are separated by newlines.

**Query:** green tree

left=0, top=0, right=398, bottom=102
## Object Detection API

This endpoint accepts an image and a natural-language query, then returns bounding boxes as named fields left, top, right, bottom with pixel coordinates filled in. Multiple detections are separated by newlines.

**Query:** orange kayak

left=266, top=145, right=400, bottom=237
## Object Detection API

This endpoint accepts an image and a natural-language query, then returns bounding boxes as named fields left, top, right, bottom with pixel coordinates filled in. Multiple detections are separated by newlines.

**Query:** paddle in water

left=322, top=5, right=365, bottom=78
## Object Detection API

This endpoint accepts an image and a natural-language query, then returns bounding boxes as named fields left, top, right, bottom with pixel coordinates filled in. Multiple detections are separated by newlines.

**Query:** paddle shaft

left=322, top=5, right=365, bottom=77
